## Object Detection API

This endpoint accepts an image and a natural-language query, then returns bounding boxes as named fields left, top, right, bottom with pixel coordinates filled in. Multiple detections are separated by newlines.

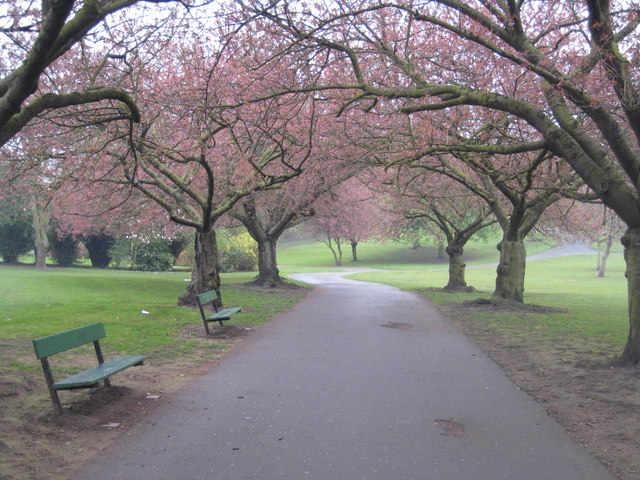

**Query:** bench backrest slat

left=196, top=290, right=218, bottom=307
left=32, top=323, right=106, bottom=359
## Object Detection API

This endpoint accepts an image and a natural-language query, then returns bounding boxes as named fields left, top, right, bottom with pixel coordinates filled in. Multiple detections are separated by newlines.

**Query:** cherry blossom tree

left=311, top=176, right=390, bottom=266
left=1, top=1, right=210, bottom=267
left=231, top=169, right=354, bottom=286
left=48, top=27, right=319, bottom=304
left=387, top=169, right=496, bottom=291
left=367, top=110, right=583, bottom=302
left=412, top=151, right=580, bottom=302
left=230, top=112, right=368, bottom=286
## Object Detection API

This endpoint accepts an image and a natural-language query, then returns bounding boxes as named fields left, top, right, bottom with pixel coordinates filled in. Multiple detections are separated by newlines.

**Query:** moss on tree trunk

left=252, top=237, right=287, bottom=287
left=620, top=229, right=640, bottom=365
left=178, top=229, right=221, bottom=307
left=493, top=239, right=526, bottom=303
left=445, top=246, right=467, bottom=290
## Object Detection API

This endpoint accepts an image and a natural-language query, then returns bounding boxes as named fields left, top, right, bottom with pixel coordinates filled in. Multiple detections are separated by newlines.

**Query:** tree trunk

left=130, top=242, right=139, bottom=270
left=30, top=198, right=51, bottom=268
left=597, top=236, right=613, bottom=278
left=445, top=246, right=467, bottom=290
left=619, top=228, right=640, bottom=365
left=178, top=229, right=221, bottom=307
left=438, top=243, right=446, bottom=259
left=233, top=202, right=294, bottom=288
left=326, top=237, right=343, bottom=266
left=493, top=239, right=526, bottom=303
left=252, top=237, right=286, bottom=287
left=350, top=240, right=359, bottom=262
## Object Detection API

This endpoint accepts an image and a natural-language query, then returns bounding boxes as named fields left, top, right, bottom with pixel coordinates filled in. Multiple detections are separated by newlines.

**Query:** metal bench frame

left=32, top=323, right=145, bottom=414
left=195, top=290, right=241, bottom=335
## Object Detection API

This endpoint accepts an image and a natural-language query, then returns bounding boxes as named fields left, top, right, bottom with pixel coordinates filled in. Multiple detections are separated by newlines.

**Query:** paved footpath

left=75, top=271, right=614, bottom=480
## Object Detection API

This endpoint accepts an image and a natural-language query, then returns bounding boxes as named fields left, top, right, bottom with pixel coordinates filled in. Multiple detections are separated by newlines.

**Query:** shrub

left=83, top=232, right=115, bottom=268
left=134, top=241, right=174, bottom=272
left=0, top=199, right=33, bottom=264
left=167, top=234, right=192, bottom=265
left=49, top=232, right=79, bottom=267
left=218, top=231, right=257, bottom=272
left=109, top=237, right=134, bottom=269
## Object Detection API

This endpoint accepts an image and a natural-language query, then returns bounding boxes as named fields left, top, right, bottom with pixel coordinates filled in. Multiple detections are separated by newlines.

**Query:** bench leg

left=40, top=358, right=63, bottom=414
left=93, top=340, right=112, bottom=388
left=49, top=388, right=63, bottom=415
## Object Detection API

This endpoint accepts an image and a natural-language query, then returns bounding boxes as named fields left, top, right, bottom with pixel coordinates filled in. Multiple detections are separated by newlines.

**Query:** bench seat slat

left=206, top=307, right=242, bottom=321
left=53, top=355, right=145, bottom=390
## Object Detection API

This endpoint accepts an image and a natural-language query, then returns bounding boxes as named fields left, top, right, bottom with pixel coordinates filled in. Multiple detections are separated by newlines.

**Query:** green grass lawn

left=277, top=236, right=554, bottom=270
left=0, top=267, right=306, bottom=363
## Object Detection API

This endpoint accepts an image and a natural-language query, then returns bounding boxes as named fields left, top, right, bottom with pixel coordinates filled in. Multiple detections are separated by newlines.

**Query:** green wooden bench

left=32, top=323, right=145, bottom=414
left=196, top=290, right=242, bottom=335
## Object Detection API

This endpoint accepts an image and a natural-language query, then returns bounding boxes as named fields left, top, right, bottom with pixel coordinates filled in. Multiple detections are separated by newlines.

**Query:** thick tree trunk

left=493, top=239, right=526, bottom=303
left=597, top=236, right=613, bottom=278
left=619, top=228, right=640, bottom=365
left=233, top=202, right=293, bottom=288
left=178, top=229, right=221, bottom=307
left=350, top=240, right=359, bottom=262
left=33, top=231, right=49, bottom=268
left=253, top=237, right=286, bottom=287
left=445, top=246, right=467, bottom=290
left=30, top=198, right=51, bottom=268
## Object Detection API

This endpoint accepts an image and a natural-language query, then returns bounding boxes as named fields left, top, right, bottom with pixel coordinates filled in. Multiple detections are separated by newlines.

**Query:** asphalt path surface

left=470, top=242, right=598, bottom=269
left=75, top=269, right=614, bottom=480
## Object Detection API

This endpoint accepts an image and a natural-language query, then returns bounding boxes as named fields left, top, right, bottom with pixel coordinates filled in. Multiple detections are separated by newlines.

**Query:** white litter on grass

left=141, top=310, right=150, bottom=315
left=100, top=423, right=121, bottom=428
left=146, top=394, right=160, bottom=400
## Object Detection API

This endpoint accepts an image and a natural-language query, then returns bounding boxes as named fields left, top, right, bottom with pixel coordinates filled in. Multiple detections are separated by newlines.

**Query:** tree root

left=461, top=297, right=567, bottom=314
left=443, top=285, right=478, bottom=293
left=246, top=277, right=303, bottom=289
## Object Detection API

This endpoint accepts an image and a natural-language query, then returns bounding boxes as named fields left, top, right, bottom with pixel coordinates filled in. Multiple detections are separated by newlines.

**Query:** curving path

left=468, top=242, right=599, bottom=269
left=74, top=271, right=613, bottom=480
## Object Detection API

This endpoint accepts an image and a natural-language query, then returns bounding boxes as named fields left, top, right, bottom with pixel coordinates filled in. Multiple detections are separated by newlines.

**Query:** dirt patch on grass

left=0, top=324, right=255, bottom=480
left=438, top=301, right=640, bottom=480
